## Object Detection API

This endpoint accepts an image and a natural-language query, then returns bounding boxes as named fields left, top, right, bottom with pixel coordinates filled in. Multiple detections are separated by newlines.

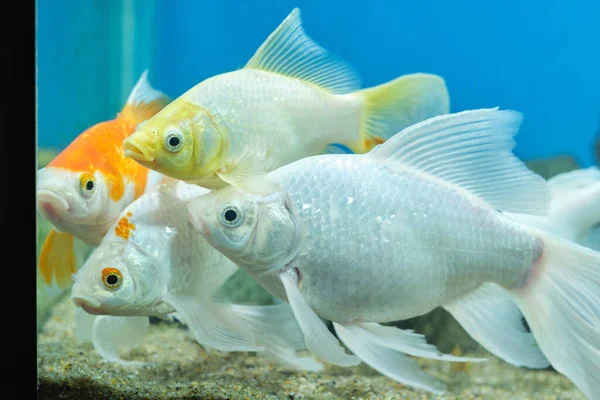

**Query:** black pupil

left=106, top=274, right=118, bottom=285
left=224, top=209, right=237, bottom=222
left=86, top=180, right=94, bottom=191
left=168, top=136, right=180, bottom=147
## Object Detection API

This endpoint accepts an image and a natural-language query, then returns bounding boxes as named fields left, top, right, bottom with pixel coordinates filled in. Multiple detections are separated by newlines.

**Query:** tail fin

left=547, top=167, right=600, bottom=242
left=39, top=229, right=83, bottom=288
left=119, top=69, right=170, bottom=124
left=507, top=166, right=600, bottom=244
left=356, top=73, right=450, bottom=151
left=510, top=230, right=600, bottom=399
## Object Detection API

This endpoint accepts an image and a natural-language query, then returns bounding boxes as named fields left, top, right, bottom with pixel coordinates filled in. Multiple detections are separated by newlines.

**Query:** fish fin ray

left=355, top=322, right=485, bottom=363
left=163, top=293, right=264, bottom=352
left=510, top=231, right=600, bottom=400
left=217, top=158, right=280, bottom=195
left=443, top=283, right=549, bottom=368
left=245, top=8, right=361, bottom=94
left=230, top=303, right=323, bottom=371
left=120, top=69, right=170, bottom=123
left=39, top=229, right=79, bottom=289
left=370, top=108, right=551, bottom=215
left=356, top=73, right=450, bottom=152
left=334, top=322, right=447, bottom=395
left=279, top=269, right=360, bottom=367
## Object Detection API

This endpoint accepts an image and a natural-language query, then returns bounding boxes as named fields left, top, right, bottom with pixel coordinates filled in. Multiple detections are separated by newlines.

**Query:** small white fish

left=187, top=108, right=600, bottom=398
left=70, top=180, right=320, bottom=371
left=123, top=8, right=450, bottom=191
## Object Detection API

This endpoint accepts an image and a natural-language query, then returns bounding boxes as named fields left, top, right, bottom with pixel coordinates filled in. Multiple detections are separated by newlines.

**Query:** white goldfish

left=187, top=108, right=600, bottom=398
left=36, top=71, right=169, bottom=288
left=70, top=180, right=320, bottom=371
left=123, top=8, right=450, bottom=191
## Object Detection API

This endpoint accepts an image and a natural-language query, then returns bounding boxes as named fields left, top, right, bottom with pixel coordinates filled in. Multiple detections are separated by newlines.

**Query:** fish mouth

left=123, top=137, right=155, bottom=162
left=37, top=189, right=69, bottom=222
left=71, top=295, right=103, bottom=315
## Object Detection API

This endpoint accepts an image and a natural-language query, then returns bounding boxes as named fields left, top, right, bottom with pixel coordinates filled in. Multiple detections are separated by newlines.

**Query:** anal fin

left=443, top=283, right=549, bottom=368
left=350, top=322, right=485, bottom=363
left=334, top=322, right=447, bottom=394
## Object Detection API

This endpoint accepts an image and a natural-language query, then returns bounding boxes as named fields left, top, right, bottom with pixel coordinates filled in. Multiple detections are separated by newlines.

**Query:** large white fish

left=123, top=8, right=450, bottom=191
left=187, top=109, right=600, bottom=398
left=70, top=180, right=320, bottom=371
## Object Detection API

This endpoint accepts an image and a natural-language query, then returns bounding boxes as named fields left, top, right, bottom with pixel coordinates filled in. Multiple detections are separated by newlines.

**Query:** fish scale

left=273, top=155, right=540, bottom=322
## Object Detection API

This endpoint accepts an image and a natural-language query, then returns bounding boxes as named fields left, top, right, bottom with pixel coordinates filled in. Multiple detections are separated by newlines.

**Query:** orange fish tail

left=39, top=229, right=78, bottom=289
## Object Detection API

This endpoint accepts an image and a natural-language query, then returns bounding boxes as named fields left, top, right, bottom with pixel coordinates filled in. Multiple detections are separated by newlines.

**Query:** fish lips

left=37, top=189, right=70, bottom=225
left=123, top=136, right=155, bottom=163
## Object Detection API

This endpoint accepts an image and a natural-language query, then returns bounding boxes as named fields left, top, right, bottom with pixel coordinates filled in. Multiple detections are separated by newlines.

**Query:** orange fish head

left=37, top=167, right=115, bottom=245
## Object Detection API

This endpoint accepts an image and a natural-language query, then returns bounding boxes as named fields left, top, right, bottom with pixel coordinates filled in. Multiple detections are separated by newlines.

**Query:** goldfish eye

left=164, top=130, right=184, bottom=152
left=220, top=205, right=243, bottom=228
left=79, top=173, right=96, bottom=196
left=101, top=268, right=122, bottom=289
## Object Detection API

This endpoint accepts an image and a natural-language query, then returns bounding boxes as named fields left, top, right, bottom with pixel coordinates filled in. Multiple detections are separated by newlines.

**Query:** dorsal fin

left=245, top=8, right=361, bottom=94
left=120, top=69, right=170, bottom=123
left=370, top=108, right=551, bottom=215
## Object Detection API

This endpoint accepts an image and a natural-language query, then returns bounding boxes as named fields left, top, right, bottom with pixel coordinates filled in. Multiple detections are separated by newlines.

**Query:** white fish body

left=187, top=109, right=600, bottom=398
left=71, top=180, right=321, bottom=371
left=263, top=154, right=540, bottom=322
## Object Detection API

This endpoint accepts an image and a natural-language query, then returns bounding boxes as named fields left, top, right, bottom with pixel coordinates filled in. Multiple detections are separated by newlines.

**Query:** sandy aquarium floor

left=37, top=296, right=583, bottom=400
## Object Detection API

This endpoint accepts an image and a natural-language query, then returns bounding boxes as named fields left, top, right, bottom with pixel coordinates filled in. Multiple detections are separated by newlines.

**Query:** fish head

left=70, top=233, right=168, bottom=316
left=187, top=186, right=299, bottom=275
left=37, top=166, right=113, bottom=242
left=123, top=100, right=224, bottom=183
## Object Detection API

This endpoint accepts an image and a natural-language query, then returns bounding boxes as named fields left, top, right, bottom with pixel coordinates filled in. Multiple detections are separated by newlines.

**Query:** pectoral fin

left=39, top=229, right=80, bottom=288
left=279, top=269, right=360, bottom=367
left=231, top=303, right=323, bottom=371
left=91, top=315, right=150, bottom=367
left=216, top=158, right=279, bottom=195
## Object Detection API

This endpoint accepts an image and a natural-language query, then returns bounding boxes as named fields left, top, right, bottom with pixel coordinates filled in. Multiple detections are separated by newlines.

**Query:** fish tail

left=39, top=229, right=80, bottom=289
left=509, top=230, right=600, bottom=399
left=119, top=69, right=170, bottom=124
left=354, top=73, right=450, bottom=152
left=548, top=167, right=600, bottom=240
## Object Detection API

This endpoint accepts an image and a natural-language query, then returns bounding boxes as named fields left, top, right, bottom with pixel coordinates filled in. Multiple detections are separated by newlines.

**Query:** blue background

left=37, top=0, right=600, bottom=166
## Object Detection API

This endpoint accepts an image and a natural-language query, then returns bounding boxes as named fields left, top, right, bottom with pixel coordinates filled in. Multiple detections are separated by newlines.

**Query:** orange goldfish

left=37, top=70, right=170, bottom=288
